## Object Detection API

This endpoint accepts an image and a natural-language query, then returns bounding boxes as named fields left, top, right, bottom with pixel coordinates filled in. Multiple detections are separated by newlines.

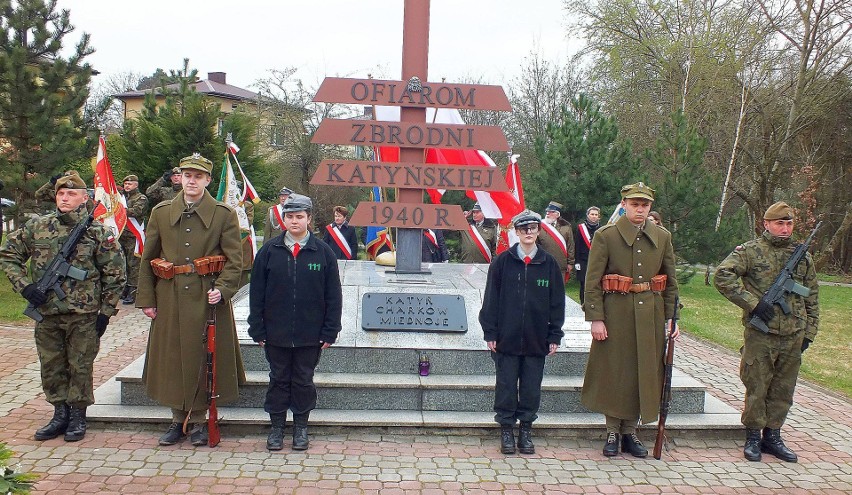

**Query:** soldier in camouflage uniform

left=714, top=201, right=819, bottom=463
left=0, top=174, right=126, bottom=442
left=119, top=175, right=148, bottom=304
left=145, top=167, right=182, bottom=206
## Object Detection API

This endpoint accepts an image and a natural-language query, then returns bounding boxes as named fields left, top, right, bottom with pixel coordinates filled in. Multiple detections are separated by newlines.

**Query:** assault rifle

left=24, top=206, right=97, bottom=322
left=653, top=296, right=680, bottom=460
left=748, top=222, right=821, bottom=333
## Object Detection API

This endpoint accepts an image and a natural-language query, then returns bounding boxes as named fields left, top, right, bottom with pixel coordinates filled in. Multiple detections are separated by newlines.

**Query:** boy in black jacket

left=479, top=210, right=565, bottom=455
left=248, top=194, right=343, bottom=451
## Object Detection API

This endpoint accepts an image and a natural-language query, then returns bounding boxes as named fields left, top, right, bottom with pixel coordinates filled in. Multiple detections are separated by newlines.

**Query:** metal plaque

left=362, top=293, right=467, bottom=332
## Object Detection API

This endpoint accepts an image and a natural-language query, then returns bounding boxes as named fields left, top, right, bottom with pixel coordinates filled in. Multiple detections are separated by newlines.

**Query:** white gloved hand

left=574, top=263, right=581, bottom=271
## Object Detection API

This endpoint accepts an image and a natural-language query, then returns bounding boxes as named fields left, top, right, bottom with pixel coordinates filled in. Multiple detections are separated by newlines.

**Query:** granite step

left=114, top=357, right=706, bottom=414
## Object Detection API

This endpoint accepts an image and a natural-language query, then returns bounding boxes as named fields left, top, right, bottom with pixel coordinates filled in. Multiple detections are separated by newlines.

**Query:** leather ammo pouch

left=602, top=274, right=632, bottom=293
left=650, top=274, right=668, bottom=292
left=193, top=255, right=227, bottom=276
left=150, top=258, right=175, bottom=279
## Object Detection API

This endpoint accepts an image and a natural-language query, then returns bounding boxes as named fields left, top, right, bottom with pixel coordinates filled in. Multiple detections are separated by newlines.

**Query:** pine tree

left=0, top=0, right=93, bottom=219
left=530, top=93, right=641, bottom=220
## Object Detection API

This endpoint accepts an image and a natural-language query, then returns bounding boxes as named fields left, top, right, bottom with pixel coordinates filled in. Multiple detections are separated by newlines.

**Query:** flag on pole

left=607, top=203, right=625, bottom=224
left=506, top=154, right=524, bottom=208
left=365, top=185, right=394, bottom=260
left=92, top=135, right=127, bottom=239
left=217, top=145, right=257, bottom=262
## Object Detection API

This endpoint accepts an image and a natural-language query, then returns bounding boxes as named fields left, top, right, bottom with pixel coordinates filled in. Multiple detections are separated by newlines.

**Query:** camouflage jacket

left=145, top=178, right=181, bottom=207
left=714, top=231, right=819, bottom=340
left=120, top=188, right=149, bottom=241
left=0, top=205, right=127, bottom=317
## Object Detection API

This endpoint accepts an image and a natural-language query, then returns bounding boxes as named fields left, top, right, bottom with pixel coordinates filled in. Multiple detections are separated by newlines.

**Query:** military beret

left=512, top=209, right=542, bottom=228
left=278, top=187, right=293, bottom=196
left=620, top=182, right=655, bottom=201
left=764, top=201, right=794, bottom=220
left=545, top=201, right=562, bottom=212
left=178, top=153, right=214, bottom=174
left=54, top=172, right=87, bottom=193
left=471, top=203, right=482, bottom=212
left=282, top=193, right=313, bottom=213
left=122, top=175, right=139, bottom=183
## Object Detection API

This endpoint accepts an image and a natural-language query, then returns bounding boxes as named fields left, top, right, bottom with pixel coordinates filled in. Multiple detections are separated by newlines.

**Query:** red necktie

left=524, top=256, right=531, bottom=265
left=292, top=243, right=300, bottom=257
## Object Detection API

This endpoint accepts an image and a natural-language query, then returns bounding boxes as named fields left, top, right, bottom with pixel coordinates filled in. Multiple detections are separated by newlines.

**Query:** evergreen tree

left=0, top=0, right=94, bottom=219
left=530, top=93, right=641, bottom=220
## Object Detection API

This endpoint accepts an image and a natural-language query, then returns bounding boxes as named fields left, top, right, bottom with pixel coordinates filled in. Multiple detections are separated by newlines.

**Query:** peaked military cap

left=278, top=187, right=293, bottom=196
left=512, top=209, right=542, bottom=228
left=178, top=153, right=214, bottom=174
left=764, top=201, right=794, bottom=220
left=620, top=182, right=655, bottom=201
left=471, top=203, right=482, bottom=212
left=122, top=174, right=139, bottom=183
left=54, top=172, right=87, bottom=193
left=170, top=166, right=181, bottom=175
left=282, top=193, right=313, bottom=213
left=545, top=201, right=563, bottom=212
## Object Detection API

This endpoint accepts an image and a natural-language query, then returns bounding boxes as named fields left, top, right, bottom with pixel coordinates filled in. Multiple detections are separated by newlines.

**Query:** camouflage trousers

left=35, top=313, right=100, bottom=408
left=120, top=235, right=140, bottom=288
left=740, top=328, right=804, bottom=429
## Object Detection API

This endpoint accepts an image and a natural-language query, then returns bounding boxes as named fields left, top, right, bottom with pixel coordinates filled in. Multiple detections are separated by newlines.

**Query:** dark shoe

left=267, top=414, right=286, bottom=451
left=744, top=428, right=762, bottom=461
left=34, top=403, right=70, bottom=441
left=620, top=433, right=648, bottom=458
left=158, top=423, right=186, bottom=446
left=63, top=407, right=87, bottom=442
left=121, top=289, right=136, bottom=305
left=760, top=428, right=797, bottom=462
left=500, top=425, right=516, bottom=454
left=292, top=424, right=309, bottom=451
left=602, top=432, right=620, bottom=457
left=517, top=422, right=535, bottom=454
left=119, top=286, right=129, bottom=301
left=190, top=424, right=209, bottom=446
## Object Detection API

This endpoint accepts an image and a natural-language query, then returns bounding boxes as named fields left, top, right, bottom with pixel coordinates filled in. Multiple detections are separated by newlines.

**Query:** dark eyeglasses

left=516, top=225, right=539, bottom=233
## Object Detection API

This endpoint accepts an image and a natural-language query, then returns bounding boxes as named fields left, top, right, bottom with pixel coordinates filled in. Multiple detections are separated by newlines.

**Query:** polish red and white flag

left=92, top=135, right=128, bottom=240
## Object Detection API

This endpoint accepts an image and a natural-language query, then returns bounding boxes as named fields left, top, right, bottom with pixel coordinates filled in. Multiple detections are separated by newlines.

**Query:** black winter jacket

left=479, top=244, right=565, bottom=356
left=247, top=232, right=343, bottom=347
left=322, top=222, right=359, bottom=260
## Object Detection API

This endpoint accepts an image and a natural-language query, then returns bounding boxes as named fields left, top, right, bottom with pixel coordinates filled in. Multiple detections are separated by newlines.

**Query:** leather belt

left=172, top=264, right=195, bottom=275
left=628, top=282, right=651, bottom=293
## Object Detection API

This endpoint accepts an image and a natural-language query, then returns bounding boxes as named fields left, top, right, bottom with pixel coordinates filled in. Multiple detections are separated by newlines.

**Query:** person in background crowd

left=422, top=228, right=449, bottom=263
left=322, top=205, right=359, bottom=261
left=264, top=187, right=292, bottom=243
left=119, top=175, right=148, bottom=304
left=461, top=203, right=498, bottom=263
left=145, top=167, right=183, bottom=206
left=575, top=206, right=601, bottom=304
left=539, top=201, right=575, bottom=283
left=648, top=211, right=663, bottom=227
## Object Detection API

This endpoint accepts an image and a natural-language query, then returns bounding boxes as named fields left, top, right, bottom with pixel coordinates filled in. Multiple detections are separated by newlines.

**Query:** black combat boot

left=64, top=407, right=87, bottom=442
left=122, top=287, right=136, bottom=305
left=761, top=428, right=797, bottom=462
left=517, top=422, right=535, bottom=454
left=190, top=424, right=209, bottom=446
left=292, top=415, right=309, bottom=451
left=158, top=422, right=186, bottom=446
left=602, top=432, right=620, bottom=457
left=620, top=433, right=648, bottom=458
left=267, top=413, right=286, bottom=451
left=34, top=403, right=70, bottom=441
left=744, top=428, right=762, bottom=461
left=119, top=286, right=129, bottom=301
left=500, top=425, right=516, bottom=454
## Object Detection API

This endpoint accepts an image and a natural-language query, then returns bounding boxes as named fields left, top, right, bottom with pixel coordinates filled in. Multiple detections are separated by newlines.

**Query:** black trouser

left=263, top=344, right=322, bottom=420
left=577, top=262, right=587, bottom=304
left=491, top=351, right=545, bottom=426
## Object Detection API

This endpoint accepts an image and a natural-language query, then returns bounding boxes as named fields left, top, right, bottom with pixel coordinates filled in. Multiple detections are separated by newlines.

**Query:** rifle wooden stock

left=654, top=297, right=680, bottom=460
left=206, top=304, right=220, bottom=447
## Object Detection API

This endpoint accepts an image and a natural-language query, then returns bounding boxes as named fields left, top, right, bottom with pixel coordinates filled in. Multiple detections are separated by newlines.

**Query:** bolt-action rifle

left=24, top=205, right=98, bottom=322
left=748, top=222, right=821, bottom=333
left=653, top=296, right=680, bottom=460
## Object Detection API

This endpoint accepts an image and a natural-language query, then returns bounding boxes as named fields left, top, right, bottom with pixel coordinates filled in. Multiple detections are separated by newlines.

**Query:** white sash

left=467, top=224, right=492, bottom=263
left=541, top=221, right=568, bottom=257
left=579, top=223, right=593, bottom=249
left=326, top=224, right=353, bottom=259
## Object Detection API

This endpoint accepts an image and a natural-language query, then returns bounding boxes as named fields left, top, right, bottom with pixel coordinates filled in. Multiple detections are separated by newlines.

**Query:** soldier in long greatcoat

left=580, top=182, right=678, bottom=458
left=136, top=154, right=245, bottom=447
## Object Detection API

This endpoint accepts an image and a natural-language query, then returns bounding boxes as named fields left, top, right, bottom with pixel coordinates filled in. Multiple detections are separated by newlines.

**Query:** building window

left=269, top=126, right=283, bottom=147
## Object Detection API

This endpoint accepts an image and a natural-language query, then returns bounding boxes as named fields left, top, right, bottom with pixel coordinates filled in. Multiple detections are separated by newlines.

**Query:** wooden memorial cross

left=311, top=0, right=511, bottom=273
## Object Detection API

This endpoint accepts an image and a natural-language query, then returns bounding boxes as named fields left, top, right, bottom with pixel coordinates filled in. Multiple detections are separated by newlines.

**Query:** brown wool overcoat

left=136, top=190, right=246, bottom=411
left=580, top=215, right=678, bottom=423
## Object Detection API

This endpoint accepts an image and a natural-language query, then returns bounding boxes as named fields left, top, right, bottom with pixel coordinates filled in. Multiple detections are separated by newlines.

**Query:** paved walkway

left=1, top=308, right=850, bottom=494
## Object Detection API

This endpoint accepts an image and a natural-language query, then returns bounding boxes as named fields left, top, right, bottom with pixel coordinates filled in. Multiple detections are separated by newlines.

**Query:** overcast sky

left=56, top=0, right=580, bottom=91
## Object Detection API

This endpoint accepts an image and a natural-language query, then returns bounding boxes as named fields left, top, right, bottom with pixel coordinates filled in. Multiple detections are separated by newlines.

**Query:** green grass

left=680, top=276, right=852, bottom=398
left=0, top=274, right=27, bottom=323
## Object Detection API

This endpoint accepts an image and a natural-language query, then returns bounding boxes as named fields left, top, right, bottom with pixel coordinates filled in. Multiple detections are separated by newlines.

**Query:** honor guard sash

left=541, top=221, right=568, bottom=258
left=579, top=223, right=593, bottom=249
left=326, top=224, right=353, bottom=259
left=270, top=205, right=286, bottom=231
left=467, top=223, right=492, bottom=263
